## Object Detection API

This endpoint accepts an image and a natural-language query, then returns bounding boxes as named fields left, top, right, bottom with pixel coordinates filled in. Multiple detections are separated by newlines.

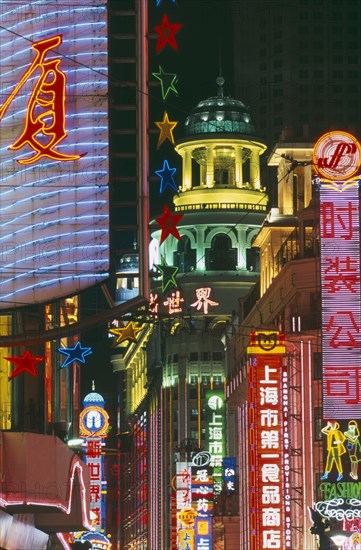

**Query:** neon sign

left=0, top=35, right=84, bottom=164
left=316, top=131, right=361, bottom=419
left=247, top=331, right=291, bottom=550
left=191, top=288, right=219, bottom=315
left=0, top=1, right=109, bottom=307
left=205, top=391, right=224, bottom=494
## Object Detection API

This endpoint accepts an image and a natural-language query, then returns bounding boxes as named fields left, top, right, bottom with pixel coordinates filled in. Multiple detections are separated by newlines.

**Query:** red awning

left=0, top=431, right=91, bottom=533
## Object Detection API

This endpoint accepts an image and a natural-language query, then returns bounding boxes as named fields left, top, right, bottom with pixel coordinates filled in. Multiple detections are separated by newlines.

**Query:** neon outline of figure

left=344, top=420, right=361, bottom=480
left=320, top=420, right=346, bottom=482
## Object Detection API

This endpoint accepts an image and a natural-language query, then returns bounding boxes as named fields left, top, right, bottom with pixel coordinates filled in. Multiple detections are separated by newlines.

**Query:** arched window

left=174, top=236, right=196, bottom=273
left=207, top=234, right=237, bottom=270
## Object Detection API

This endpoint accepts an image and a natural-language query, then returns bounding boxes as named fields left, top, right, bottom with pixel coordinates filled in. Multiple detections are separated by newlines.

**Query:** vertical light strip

left=197, top=376, right=201, bottom=448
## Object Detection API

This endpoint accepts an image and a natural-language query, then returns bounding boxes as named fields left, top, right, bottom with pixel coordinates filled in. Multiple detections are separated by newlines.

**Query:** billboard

left=247, top=331, right=291, bottom=550
left=0, top=1, right=109, bottom=307
left=314, top=131, right=361, bottom=419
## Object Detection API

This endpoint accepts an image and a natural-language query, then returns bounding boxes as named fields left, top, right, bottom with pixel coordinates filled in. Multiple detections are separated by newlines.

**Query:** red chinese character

left=321, top=202, right=356, bottom=240
left=87, top=461, right=101, bottom=480
left=149, top=293, right=159, bottom=318
left=326, top=310, right=360, bottom=348
left=190, top=287, right=219, bottom=314
left=324, top=366, right=360, bottom=405
left=164, top=290, right=184, bottom=314
left=324, top=256, right=359, bottom=293
left=90, top=484, right=101, bottom=503
left=0, top=35, right=84, bottom=164
left=86, top=439, right=102, bottom=459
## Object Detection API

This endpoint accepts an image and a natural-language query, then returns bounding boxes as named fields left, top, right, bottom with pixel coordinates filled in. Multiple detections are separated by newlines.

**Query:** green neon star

left=152, top=65, right=179, bottom=100
left=155, top=255, right=179, bottom=292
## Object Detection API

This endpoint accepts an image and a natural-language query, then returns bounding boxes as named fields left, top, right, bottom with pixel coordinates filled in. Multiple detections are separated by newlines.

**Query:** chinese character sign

left=319, top=180, right=361, bottom=419
left=191, top=467, right=214, bottom=517
left=247, top=332, right=291, bottom=550
left=194, top=517, right=212, bottom=550
left=223, top=457, right=236, bottom=494
left=205, top=391, right=225, bottom=495
left=0, top=1, right=109, bottom=307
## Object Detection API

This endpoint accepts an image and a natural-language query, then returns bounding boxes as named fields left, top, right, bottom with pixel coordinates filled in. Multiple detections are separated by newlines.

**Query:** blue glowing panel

left=0, top=1, right=109, bottom=307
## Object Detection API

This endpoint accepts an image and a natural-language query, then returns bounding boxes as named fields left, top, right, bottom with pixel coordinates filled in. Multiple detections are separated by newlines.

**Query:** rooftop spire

left=92, top=379, right=95, bottom=391
left=216, top=75, right=225, bottom=98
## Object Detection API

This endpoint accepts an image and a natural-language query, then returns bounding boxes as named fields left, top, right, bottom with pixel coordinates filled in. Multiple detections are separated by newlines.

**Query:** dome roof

left=184, top=77, right=256, bottom=137
left=83, top=391, right=105, bottom=406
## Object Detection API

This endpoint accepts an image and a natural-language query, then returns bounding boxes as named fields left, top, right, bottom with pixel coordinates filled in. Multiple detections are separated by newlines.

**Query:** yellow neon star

left=155, top=111, right=178, bottom=149
left=109, top=322, right=143, bottom=344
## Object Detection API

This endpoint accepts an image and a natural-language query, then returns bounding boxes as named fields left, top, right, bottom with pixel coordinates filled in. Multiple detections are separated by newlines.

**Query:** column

left=206, top=147, right=214, bottom=188
left=250, top=149, right=260, bottom=190
left=235, top=146, right=243, bottom=188
left=183, top=148, right=192, bottom=191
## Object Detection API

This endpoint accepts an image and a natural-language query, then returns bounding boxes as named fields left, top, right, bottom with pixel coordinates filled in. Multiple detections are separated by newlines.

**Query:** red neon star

left=154, top=14, right=182, bottom=53
left=6, top=350, right=44, bottom=380
left=156, top=205, right=183, bottom=243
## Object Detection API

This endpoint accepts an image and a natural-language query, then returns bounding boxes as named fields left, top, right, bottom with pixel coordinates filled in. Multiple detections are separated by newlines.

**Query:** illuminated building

left=226, top=140, right=323, bottom=548
left=144, top=79, right=269, bottom=549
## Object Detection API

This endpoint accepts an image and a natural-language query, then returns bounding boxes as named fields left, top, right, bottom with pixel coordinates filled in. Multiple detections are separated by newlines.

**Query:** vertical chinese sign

left=247, top=331, right=291, bottom=550
left=205, top=390, right=225, bottom=494
left=0, top=1, right=109, bottom=307
left=313, top=131, right=361, bottom=419
left=79, top=389, right=110, bottom=532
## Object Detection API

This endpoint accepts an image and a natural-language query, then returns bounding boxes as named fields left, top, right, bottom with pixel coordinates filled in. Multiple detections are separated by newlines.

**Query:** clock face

left=313, top=131, right=361, bottom=181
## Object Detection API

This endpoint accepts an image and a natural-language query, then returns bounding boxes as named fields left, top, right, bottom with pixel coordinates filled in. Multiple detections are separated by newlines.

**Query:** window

left=313, top=352, right=322, bottom=380
left=314, top=407, right=323, bottom=441
left=190, top=352, right=198, bottom=361
left=206, top=234, right=237, bottom=271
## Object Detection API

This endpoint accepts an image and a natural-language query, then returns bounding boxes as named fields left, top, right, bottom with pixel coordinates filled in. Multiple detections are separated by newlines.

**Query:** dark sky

left=148, top=1, right=235, bottom=214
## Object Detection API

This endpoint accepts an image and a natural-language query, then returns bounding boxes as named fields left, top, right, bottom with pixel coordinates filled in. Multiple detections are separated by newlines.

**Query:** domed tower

left=151, top=78, right=268, bottom=312
left=149, top=81, right=268, bottom=548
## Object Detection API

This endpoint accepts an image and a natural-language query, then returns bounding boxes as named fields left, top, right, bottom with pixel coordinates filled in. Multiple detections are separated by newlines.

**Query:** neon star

left=6, top=350, right=44, bottom=380
left=154, top=14, right=182, bottom=54
left=58, top=342, right=93, bottom=368
left=156, top=204, right=183, bottom=243
left=152, top=66, right=179, bottom=100
left=155, top=159, right=178, bottom=194
left=156, top=255, right=179, bottom=291
left=155, top=111, right=178, bottom=149
left=109, top=322, right=143, bottom=344
left=155, top=0, right=176, bottom=6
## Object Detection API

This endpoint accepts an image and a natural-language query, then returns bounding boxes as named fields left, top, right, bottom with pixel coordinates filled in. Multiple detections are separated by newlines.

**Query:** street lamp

left=330, top=533, right=348, bottom=550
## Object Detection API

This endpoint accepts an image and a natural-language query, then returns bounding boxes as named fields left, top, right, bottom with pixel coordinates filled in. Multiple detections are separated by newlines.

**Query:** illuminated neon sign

left=0, top=35, right=84, bottom=164
left=247, top=331, right=291, bottom=550
left=0, top=1, right=109, bottom=307
left=205, top=391, right=224, bottom=494
left=191, top=288, right=219, bottom=315
left=314, top=131, right=361, bottom=419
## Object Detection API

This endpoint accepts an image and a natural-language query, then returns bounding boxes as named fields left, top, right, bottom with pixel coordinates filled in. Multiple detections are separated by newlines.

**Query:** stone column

left=250, top=149, right=260, bottom=190
left=183, top=148, right=192, bottom=191
left=206, top=147, right=214, bottom=188
left=235, top=146, right=243, bottom=188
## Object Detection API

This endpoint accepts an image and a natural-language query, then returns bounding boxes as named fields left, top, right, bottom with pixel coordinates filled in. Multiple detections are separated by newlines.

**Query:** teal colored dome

left=184, top=78, right=256, bottom=137
left=83, top=391, right=105, bottom=406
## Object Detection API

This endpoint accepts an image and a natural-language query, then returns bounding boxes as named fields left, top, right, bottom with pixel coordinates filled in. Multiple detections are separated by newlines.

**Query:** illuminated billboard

left=314, top=131, right=361, bottom=418
left=0, top=1, right=108, bottom=307
left=247, top=331, right=291, bottom=550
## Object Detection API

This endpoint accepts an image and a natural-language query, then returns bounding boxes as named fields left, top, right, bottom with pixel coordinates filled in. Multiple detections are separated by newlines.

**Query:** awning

left=0, top=431, right=91, bottom=533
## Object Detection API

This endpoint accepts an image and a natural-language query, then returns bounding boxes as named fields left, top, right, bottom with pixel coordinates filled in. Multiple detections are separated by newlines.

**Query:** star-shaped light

left=156, top=0, right=176, bottom=6
left=156, top=204, right=183, bottom=243
left=154, top=14, right=182, bottom=54
left=58, top=342, right=93, bottom=369
left=155, top=111, right=178, bottom=149
left=152, top=66, right=179, bottom=100
left=6, top=350, right=44, bottom=380
left=156, top=255, right=179, bottom=291
left=109, top=321, right=143, bottom=344
left=155, top=159, right=178, bottom=194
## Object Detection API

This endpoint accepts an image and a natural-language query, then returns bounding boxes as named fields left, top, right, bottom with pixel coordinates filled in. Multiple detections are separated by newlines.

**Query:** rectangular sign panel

left=319, top=183, right=361, bottom=418
left=247, top=331, right=291, bottom=550
left=0, top=1, right=109, bottom=307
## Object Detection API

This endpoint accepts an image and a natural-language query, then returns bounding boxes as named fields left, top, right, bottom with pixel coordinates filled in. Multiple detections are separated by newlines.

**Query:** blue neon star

left=155, top=159, right=178, bottom=194
left=58, top=342, right=93, bottom=368
left=155, top=0, right=176, bottom=6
